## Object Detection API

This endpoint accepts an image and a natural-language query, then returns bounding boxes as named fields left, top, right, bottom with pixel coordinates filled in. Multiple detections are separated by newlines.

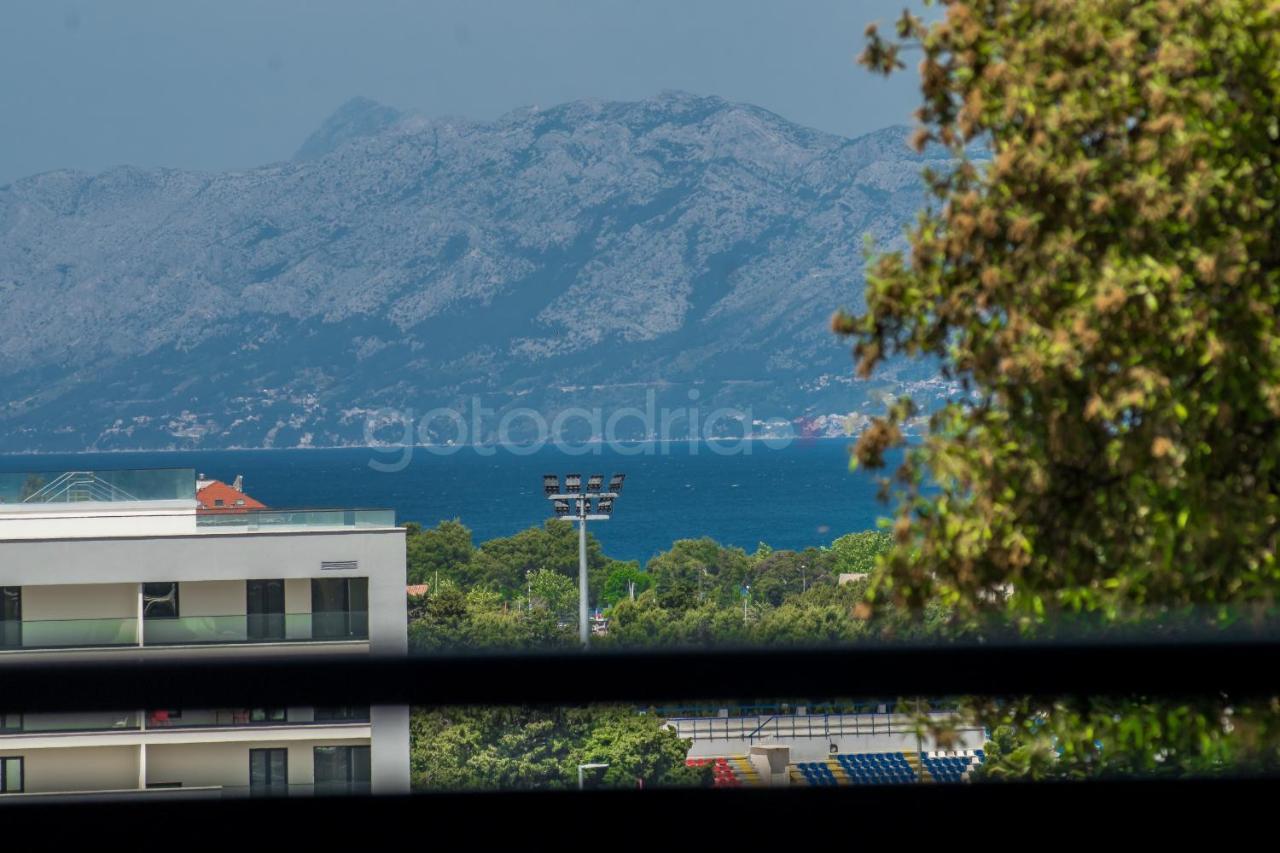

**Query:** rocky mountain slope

left=0, top=92, right=959, bottom=451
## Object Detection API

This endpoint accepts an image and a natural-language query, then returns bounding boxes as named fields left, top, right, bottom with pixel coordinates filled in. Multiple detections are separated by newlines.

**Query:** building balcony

left=194, top=508, right=396, bottom=531
left=1, top=708, right=370, bottom=736
left=0, top=612, right=368, bottom=651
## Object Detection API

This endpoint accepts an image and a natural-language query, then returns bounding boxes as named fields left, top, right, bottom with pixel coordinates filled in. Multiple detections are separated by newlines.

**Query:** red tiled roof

left=196, top=480, right=266, bottom=512
left=406, top=584, right=429, bottom=597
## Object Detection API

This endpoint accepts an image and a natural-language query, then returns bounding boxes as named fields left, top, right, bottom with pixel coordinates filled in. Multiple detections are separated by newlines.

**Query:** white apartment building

left=0, top=468, right=410, bottom=799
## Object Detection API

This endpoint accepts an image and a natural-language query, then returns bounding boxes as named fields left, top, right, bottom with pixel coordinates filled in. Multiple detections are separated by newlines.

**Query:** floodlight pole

left=545, top=473, right=623, bottom=650
left=577, top=496, right=589, bottom=648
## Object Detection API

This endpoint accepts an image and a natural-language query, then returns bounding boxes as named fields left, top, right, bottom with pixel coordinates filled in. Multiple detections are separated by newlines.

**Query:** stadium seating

left=918, top=750, right=985, bottom=783
left=691, top=749, right=987, bottom=787
left=791, top=750, right=986, bottom=786
left=686, top=756, right=763, bottom=788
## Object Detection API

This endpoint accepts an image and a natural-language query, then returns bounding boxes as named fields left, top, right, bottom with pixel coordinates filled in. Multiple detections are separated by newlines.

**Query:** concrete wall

left=180, top=581, right=245, bottom=617
left=20, top=584, right=137, bottom=620
left=4, top=745, right=139, bottom=793
left=0, top=503, right=198, bottom=541
left=285, top=578, right=311, bottom=614
left=370, top=705, right=410, bottom=795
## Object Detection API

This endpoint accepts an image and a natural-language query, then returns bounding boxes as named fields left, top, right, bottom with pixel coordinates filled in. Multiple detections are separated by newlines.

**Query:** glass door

left=246, top=579, right=285, bottom=641
left=0, top=588, right=19, bottom=648
left=249, top=748, right=288, bottom=797
left=313, top=745, right=371, bottom=795
left=310, top=578, right=369, bottom=640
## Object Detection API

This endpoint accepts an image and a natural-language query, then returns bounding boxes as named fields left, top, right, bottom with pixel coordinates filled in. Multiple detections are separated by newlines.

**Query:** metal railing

left=0, top=469, right=194, bottom=505
left=195, top=508, right=396, bottom=530
left=0, top=709, right=371, bottom=735
left=0, top=640, right=1276, bottom=713
left=0, top=612, right=369, bottom=650
left=665, top=712, right=943, bottom=742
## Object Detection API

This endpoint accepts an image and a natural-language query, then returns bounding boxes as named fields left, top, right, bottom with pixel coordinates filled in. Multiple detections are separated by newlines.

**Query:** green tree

left=749, top=548, right=836, bottom=606
left=408, top=582, right=574, bottom=653
left=469, top=519, right=614, bottom=604
left=576, top=707, right=706, bottom=789
left=645, top=538, right=753, bottom=610
left=527, top=567, right=578, bottom=616
left=410, top=705, right=707, bottom=791
left=604, top=592, right=750, bottom=648
left=405, top=519, right=475, bottom=586
left=600, top=561, right=650, bottom=607
left=829, top=531, right=893, bottom=578
left=840, top=0, right=1280, bottom=776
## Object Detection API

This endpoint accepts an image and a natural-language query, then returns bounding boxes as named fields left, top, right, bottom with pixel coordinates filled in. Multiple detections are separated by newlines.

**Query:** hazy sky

left=0, top=1, right=926, bottom=185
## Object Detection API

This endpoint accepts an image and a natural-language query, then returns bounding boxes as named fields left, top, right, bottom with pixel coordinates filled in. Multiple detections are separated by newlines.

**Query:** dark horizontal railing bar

left=1, top=640, right=1279, bottom=711
left=2, top=780, right=1278, bottom=838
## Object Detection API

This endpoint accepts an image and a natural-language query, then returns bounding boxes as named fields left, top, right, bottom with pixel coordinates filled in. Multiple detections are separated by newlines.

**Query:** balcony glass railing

left=0, top=468, right=195, bottom=505
left=2, top=709, right=370, bottom=735
left=195, top=508, right=395, bottom=529
left=216, top=783, right=370, bottom=798
left=142, top=612, right=369, bottom=644
left=0, top=612, right=368, bottom=650
left=6, top=712, right=142, bottom=733
left=143, top=708, right=371, bottom=729
left=1, top=617, right=138, bottom=648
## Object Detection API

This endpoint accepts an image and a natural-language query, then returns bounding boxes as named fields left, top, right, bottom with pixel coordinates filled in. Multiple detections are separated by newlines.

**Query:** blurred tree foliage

left=840, top=0, right=1280, bottom=777
left=527, top=567, right=578, bottom=616
left=404, top=522, right=911, bottom=654
left=599, top=562, right=651, bottom=607
left=410, top=706, right=707, bottom=791
left=405, top=519, right=474, bottom=586
left=406, top=518, right=626, bottom=607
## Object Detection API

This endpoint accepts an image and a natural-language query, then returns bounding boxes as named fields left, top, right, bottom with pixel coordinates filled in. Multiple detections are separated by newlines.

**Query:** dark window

left=1, top=587, right=19, bottom=648
left=213, top=499, right=224, bottom=507
left=313, top=745, right=370, bottom=795
left=314, top=707, right=370, bottom=723
left=0, top=757, right=23, bottom=794
left=249, top=708, right=288, bottom=724
left=310, top=578, right=369, bottom=640
left=0, top=714, right=20, bottom=732
left=143, top=583, right=179, bottom=619
left=246, top=579, right=286, bottom=641
left=249, top=748, right=288, bottom=796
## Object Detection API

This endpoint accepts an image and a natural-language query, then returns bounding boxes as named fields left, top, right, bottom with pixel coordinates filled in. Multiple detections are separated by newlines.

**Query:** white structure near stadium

left=668, top=706, right=988, bottom=787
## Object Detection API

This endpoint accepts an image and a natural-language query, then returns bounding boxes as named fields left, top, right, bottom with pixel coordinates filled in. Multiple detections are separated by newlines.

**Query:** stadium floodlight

left=542, top=471, right=625, bottom=648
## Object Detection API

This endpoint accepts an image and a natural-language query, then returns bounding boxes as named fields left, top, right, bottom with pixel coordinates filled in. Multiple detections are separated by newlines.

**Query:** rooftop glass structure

left=0, top=469, right=196, bottom=506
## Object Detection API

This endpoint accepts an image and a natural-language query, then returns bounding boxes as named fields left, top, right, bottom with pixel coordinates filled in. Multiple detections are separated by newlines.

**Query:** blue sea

left=0, top=439, right=897, bottom=564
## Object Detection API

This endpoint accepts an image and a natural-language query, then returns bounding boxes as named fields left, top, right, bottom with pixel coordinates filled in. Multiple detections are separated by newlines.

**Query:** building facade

left=0, top=468, right=409, bottom=799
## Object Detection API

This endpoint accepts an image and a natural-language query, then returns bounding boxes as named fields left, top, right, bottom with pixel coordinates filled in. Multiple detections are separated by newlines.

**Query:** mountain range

left=0, top=91, right=961, bottom=452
